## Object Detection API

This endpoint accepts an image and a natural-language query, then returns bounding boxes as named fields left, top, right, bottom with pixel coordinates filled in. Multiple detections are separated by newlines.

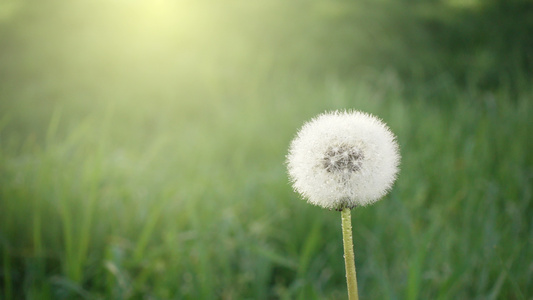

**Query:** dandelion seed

left=287, top=110, right=400, bottom=210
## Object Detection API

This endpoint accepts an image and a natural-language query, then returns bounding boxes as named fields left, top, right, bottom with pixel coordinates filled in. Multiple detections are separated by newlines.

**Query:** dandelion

left=286, top=110, right=400, bottom=300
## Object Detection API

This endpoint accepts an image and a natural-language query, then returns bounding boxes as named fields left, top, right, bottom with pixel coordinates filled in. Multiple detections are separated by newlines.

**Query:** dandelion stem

left=341, top=208, right=359, bottom=300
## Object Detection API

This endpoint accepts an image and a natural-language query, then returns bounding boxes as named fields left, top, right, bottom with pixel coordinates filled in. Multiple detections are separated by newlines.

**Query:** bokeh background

left=1, top=0, right=532, bottom=299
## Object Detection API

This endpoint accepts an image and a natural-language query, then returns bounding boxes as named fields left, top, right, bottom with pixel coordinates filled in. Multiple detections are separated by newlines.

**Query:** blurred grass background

left=1, top=0, right=532, bottom=299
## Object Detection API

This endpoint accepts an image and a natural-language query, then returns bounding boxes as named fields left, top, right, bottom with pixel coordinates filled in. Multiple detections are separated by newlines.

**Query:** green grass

left=1, top=0, right=533, bottom=299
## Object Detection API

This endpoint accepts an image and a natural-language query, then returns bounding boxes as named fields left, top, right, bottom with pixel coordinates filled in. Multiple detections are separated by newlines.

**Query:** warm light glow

left=114, top=0, right=215, bottom=41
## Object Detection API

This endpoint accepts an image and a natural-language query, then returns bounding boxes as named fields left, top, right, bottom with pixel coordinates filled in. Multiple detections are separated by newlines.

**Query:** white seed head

left=287, top=110, right=400, bottom=210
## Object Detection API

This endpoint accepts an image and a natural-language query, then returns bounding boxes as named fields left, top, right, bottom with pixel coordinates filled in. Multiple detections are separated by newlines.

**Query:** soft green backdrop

left=1, top=0, right=532, bottom=299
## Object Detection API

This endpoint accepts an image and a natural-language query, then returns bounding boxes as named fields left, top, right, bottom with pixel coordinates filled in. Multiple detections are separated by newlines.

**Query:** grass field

left=1, top=0, right=532, bottom=299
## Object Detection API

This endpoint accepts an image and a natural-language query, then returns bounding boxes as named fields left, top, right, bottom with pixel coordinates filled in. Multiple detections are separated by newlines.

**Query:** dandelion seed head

left=287, top=110, right=400, bottom=210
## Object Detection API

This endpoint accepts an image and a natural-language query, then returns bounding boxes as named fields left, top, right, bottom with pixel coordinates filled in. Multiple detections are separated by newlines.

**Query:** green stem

left=341, top=208, right=359, bottom=300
